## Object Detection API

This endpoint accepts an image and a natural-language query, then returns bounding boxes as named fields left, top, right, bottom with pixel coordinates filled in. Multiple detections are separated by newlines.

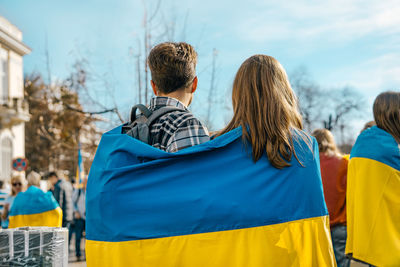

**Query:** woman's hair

left=217, top=55, right=305, bottom=169
left=312, top=129, right=341, bottom=157
left=27, top=171, right=41, bottom=187
left=373, top=91, right=400, bottom=144
left=361, top=120, right=376, bottom=133
left=10, top=175, right=25, bottom=196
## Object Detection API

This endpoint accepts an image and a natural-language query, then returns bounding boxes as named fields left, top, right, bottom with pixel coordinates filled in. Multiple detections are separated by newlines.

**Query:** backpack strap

left=130, top=104, right=152, bottom=122
left=125, top=105, right=187, bottom=144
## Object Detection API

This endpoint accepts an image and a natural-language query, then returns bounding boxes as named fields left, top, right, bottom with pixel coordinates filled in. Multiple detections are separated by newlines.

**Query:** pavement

left=68, top=233, right=86, bottom=266
left=69, top=260, right=86, bottom=267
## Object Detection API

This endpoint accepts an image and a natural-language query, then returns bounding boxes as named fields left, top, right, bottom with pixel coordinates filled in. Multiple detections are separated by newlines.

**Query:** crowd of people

left=0, top=41, right=398, bottom=266
left=86, top=42, right=399, bottom=266
left=0, top=171, right=87, bottom=261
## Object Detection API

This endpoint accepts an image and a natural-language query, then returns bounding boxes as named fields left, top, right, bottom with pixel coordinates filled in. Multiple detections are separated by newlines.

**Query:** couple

left=124, top=41, right=300, bottom=169
left=86, top=42, right=335, bottom=266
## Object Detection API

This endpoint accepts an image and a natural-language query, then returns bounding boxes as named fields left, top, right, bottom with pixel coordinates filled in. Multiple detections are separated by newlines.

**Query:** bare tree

left=290, top=67, right=324, bottom=132
left=204, top=48, right=218, bottom=130
left=135, top=0, right=163, bottom=104
left=323, top=86, right=365, bottom=143
left=290, top=67, right=366, bottom=144
left=127, top=0, right=222, bottom=129
left=65, top=59, right=124, bottom=122
left=25, top=74, right=101, bottom=175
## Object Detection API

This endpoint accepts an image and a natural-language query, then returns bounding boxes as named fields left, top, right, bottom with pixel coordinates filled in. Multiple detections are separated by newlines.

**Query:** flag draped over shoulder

left=346, top=126, right=400, bottom=266
left=86, top=126, right=336, bottom=267
left=9, top=186, right=62, bottom=228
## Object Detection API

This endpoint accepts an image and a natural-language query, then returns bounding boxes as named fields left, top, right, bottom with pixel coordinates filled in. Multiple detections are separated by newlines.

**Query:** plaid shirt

left=144, top=97, right=209, bottom=152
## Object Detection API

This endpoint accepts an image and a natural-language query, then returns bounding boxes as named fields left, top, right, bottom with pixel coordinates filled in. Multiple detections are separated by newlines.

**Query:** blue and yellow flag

left=346, top=126, right=400, bottom=266
left=86, top=126, right=336, bottom=266
left=9, top=186, right=62, bottom=228
left=76, top=145, right=85, bottom=186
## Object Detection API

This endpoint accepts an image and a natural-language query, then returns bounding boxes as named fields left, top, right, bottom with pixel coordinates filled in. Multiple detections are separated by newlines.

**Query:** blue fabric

left=9, top=186, right=60, bottom=216
left=87, top=126, right=328, bottom=242
left=351, top=126, right=400, bottom=171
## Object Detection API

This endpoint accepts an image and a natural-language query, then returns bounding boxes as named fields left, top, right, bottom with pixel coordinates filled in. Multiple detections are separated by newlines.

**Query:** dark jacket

left=51, top=179, right=73, bottom=226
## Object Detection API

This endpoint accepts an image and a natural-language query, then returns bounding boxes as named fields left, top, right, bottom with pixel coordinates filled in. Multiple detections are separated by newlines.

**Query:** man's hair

left=148, top=42, right=197, bottom=94
left=0, top=180, right=4, bottom=189
left=47, top=171, right=58, bottom=179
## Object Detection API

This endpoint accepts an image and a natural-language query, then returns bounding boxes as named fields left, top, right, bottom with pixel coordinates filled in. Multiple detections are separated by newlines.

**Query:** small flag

left=76, top=145, right=85, bottom=187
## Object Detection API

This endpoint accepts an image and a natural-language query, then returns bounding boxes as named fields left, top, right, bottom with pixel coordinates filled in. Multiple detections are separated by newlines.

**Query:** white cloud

left=323, top=53, right=400, bottom=98
left=237, top=0, right=400, bottom=43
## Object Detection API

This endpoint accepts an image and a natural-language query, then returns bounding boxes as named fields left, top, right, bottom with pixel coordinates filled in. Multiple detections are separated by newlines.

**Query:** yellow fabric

left=346, top=157, right=400, bottom=266
left=86, top=215, right=336, bottom=267
left=9, top=207, right=63, bottom=228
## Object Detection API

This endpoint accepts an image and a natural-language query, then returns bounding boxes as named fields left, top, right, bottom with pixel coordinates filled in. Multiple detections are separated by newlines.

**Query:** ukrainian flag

left=86, top=126, right=336, bottom=266
left=9, top=186, right=62, bottom=228
left=346, top=126, right=400, bottom=266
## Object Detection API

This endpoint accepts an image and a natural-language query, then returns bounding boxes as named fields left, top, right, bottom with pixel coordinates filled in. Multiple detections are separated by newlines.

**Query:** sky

left=1, top=0, right=399, bottom=136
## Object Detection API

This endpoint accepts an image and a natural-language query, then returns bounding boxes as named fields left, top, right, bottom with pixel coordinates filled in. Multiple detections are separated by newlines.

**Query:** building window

left=0, top=138, right=13, bottom=180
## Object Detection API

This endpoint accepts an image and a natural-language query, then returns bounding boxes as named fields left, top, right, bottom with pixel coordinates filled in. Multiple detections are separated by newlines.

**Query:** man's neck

left=157, top=90, right=191, bottom=107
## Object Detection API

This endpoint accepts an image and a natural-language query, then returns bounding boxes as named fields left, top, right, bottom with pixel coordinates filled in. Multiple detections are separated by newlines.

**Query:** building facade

left=0, top=16, right=31, bottom=181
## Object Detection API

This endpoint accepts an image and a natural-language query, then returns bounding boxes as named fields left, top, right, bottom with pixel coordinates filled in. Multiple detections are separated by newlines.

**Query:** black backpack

left=123, top=104, right=186, bottom=144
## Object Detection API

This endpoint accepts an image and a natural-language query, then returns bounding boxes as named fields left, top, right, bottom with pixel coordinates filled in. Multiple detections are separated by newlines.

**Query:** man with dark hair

left=47, top=171, right=73, bottom=227
left=124, top=42, right=209, bottom=152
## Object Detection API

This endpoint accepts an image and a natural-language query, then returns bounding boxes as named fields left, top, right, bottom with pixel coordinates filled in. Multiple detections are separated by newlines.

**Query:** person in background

left=47, top=171, right=73, bottom=227
left=1, top=175, right=24, bottom=228
left=71, top=177, right=87, bottom=261
left=8, top=171, right=62, bottom=228
left=312, top=129, right=350, bottom=267
left=346, top=91, right=400, bottom=266
left=360, top=121, right=376, bottom=133
left=0, top=180, right=9, bottom=228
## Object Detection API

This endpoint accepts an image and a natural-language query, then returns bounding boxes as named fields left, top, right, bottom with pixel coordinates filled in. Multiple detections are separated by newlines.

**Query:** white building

left=0, top=16, right=31, bottom=181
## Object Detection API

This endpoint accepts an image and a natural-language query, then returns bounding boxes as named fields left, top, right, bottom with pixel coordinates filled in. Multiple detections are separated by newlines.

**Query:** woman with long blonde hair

left=1, top=175, right=24, bottom=228
left=217, top=55, right=305, bottom=168
left=312, top=128, right=349, bottom=267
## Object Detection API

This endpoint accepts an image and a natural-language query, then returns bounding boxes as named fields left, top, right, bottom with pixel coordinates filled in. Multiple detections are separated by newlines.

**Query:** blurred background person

left=8, top=171, right=62, bottom=228
left=0, top=180, right=9, bottom=228
left=26, top=171, right=41, bottom=187
left=346, top=91, right=400, bottom=266
left=1, top=175, right=24, bottom=229
left=312, top=129, right=349, bottom=267
left=47, top=171, right=73, bottom=228
left=71, top=177, right=87, bottom=261
left=360, top=120, right=376, bottom=133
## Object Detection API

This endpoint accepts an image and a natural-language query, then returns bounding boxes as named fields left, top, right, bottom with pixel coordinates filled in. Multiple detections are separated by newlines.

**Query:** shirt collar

left=149, top=96, right=188, bottom=111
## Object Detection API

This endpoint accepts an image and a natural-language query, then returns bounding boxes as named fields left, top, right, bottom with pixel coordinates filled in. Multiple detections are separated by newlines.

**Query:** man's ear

left=191, top=76, right=198, bottom=93
left=151, top=80, right=158, bottom=96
